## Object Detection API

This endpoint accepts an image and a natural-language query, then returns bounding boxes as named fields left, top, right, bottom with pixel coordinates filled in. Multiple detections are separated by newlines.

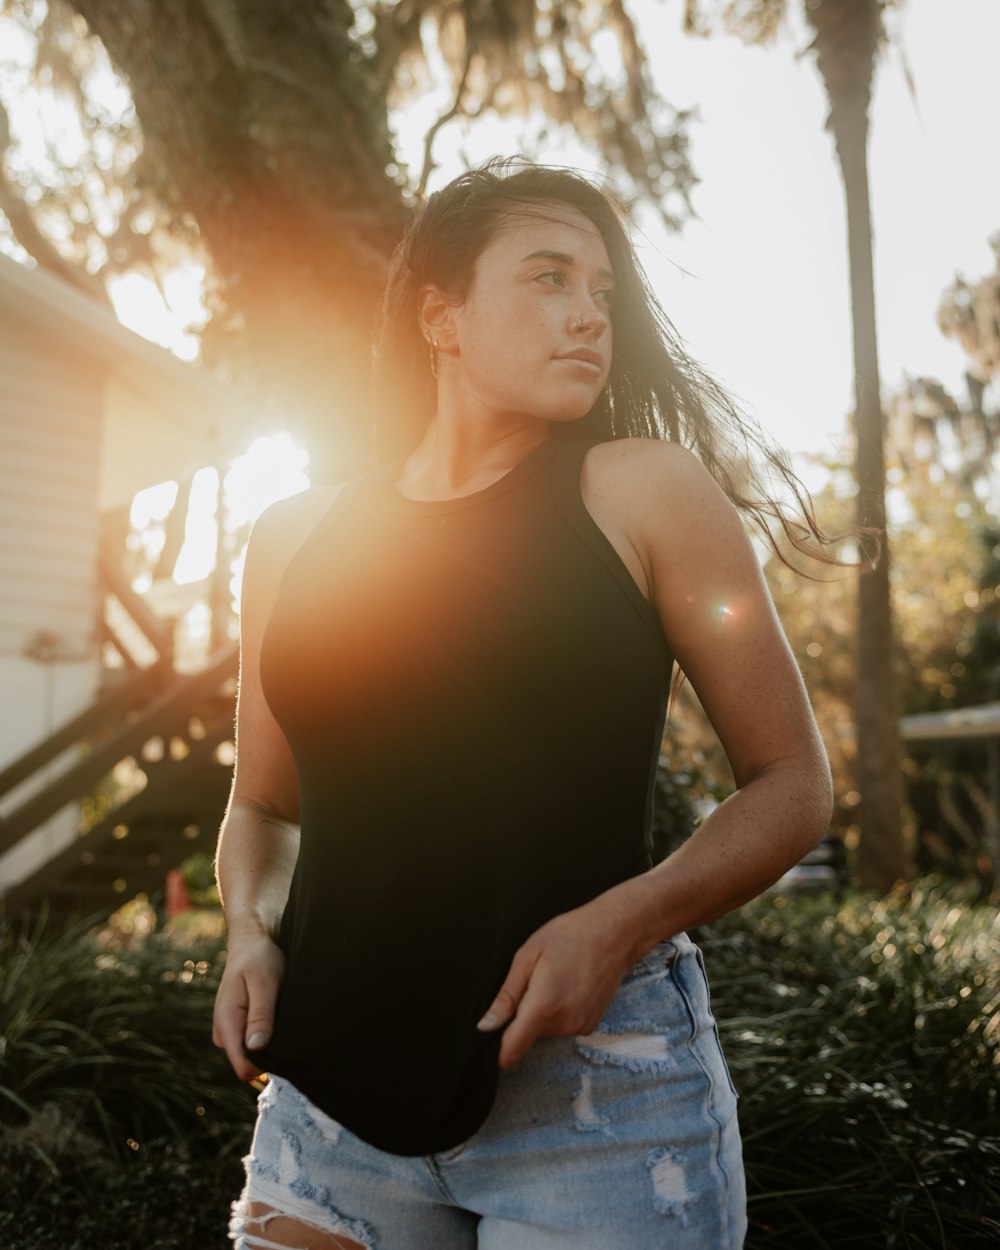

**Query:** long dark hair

left=371, top=155, right=842, bottom=565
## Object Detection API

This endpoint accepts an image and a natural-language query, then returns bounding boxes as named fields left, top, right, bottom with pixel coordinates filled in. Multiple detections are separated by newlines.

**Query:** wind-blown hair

left=371, top=155, right=839, bottom=565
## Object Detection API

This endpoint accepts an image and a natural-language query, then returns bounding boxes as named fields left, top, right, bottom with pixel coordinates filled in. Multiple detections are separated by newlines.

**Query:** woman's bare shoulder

left=583, top=437, right=727, bottom=513
left=246, top=483, right=348, bottom=573
left=585, top=435, right=704, bottom=475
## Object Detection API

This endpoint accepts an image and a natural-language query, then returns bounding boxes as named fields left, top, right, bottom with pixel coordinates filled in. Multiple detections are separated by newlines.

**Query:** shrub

left=699, top=883, right=1000, bottom=1248
left=0, top=903, right=255, bottom=1162
left=0, top=884, right=997, bottom=1248
left=0, top=903, right=256, bottom=1249
left=0, top=1133, right=245, bottom=1250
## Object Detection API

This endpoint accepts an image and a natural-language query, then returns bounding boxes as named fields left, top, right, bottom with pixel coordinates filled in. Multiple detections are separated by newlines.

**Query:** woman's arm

left=212, top=802, right=297, bottom=1081
left=479, top=439, right=833, bottom=1067
left=212, top=484, right=342, bottom=1081
left=603, top=438, right=833, bottom=958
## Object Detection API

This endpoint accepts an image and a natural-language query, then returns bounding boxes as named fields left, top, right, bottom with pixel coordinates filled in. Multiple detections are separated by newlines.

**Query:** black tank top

left=253, top=436, right=673, bottom=1155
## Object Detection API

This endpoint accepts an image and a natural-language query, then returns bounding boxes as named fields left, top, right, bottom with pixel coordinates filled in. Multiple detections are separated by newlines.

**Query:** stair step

left=1, top=644, right=240, bottom=919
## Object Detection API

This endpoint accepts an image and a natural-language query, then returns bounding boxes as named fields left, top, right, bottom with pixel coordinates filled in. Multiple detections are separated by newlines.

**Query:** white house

left=0, top=251, right=245, bottom=897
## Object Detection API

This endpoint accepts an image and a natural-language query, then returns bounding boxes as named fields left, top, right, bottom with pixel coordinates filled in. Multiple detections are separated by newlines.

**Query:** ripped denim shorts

left=230, top=931, right=746, bottom=1249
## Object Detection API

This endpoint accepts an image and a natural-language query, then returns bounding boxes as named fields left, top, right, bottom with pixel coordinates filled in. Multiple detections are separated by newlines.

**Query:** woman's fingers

left=243, top=965, right=281, bottom=1052
left=494, top=978, right=553, bottom=1070
left=480, top=900, right=638, bottom=1070
left=213, top=937, right=286, bottom=1081
left=477, top=948, right=537, bottom=1033
left=213, top=976, right=256, bottom=1079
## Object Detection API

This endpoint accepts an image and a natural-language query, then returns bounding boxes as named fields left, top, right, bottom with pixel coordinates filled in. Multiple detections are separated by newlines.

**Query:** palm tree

left=684, top=0, right=910, bottom=890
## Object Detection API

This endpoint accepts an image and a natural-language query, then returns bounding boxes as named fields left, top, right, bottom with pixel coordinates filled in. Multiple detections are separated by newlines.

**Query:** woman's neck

left=396, top=419, right=552, bottom=498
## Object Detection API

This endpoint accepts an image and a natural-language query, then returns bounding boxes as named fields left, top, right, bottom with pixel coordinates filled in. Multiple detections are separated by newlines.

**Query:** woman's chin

left=544, top=402, right=598, bottom=425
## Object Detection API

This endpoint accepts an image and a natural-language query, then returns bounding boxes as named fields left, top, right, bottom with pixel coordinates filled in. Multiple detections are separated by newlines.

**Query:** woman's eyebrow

left=520, top=249, right=615, bottom=281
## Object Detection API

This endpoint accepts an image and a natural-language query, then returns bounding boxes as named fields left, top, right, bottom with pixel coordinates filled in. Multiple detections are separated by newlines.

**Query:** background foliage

left=1, top=888, right=997, bottom=1249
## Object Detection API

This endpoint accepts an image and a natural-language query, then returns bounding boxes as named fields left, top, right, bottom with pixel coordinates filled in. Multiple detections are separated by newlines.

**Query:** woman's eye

left=536, top=271, right=612, bottom=307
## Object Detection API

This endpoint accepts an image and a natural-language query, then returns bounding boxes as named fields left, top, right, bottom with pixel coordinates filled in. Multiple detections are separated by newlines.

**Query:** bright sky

left=652, top=0, right=1000, bottom=461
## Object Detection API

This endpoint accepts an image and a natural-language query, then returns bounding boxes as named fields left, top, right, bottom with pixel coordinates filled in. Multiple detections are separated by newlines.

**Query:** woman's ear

left=417, top=284, right=458, bottom=351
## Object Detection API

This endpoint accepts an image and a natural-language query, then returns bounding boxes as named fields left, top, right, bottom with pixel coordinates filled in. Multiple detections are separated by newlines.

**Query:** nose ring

left=573, top=318, right=584, bottom=331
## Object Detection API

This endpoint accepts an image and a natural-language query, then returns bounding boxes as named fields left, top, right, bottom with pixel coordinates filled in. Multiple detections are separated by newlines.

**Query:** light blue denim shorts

left=229, top=932, right=746, bottom=1249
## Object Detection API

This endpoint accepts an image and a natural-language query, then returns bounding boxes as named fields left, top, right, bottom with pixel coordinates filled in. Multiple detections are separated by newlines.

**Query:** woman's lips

left=556, top=356, right=602, bottom=373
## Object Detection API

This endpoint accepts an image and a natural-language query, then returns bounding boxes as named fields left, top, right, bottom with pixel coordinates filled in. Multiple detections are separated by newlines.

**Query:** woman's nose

left=569, top=304, right=609, bottom=336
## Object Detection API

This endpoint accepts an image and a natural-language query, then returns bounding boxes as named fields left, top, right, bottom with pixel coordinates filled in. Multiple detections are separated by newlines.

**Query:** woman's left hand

left=477, top=893, right=642, bottom=1070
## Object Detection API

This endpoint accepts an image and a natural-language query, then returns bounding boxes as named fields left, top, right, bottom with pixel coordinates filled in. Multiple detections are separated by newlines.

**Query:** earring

left=428, top=337, right=440, bottom=379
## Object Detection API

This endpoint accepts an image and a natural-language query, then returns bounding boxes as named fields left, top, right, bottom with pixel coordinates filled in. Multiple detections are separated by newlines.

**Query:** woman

left=214, top=158, right=834, bottom=1250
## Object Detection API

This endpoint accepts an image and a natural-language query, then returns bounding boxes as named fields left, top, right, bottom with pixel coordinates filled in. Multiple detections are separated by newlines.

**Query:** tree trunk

left=807, top=0, right=910, bottom=890
left=847, top=141, right=910, bottom=891
left=69, top=0, right=410, bottom=478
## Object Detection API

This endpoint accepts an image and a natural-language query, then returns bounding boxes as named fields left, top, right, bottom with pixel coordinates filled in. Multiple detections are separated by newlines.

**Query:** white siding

left=0, top=255, right=243, bottom=899
left=0, top=656, right=94, bottom=892
left=0, top=328, right=104, bottom=893
left=0, top=331, right=103, bottom=664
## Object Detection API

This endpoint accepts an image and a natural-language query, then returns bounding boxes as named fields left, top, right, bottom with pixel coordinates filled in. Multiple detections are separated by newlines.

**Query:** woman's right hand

left=212, top=931, right=286, bottom=1081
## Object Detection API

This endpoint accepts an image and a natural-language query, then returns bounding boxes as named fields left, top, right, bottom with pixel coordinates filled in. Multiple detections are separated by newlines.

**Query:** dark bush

left=0, top=905, right=255, bottom=1159
left=700, top=884, right=1000, bottom=1248
left=0, top=1133, right=245, bottom=1250
left=1, top=885, right=997, bottom=1248
left=0, top=904, right=256, bottom=1249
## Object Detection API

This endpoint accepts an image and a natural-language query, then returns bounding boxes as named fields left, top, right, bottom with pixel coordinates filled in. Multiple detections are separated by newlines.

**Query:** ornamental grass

left=0, top=884, right=996, bottom=1249
left=703, top=883, right=999, bottom=1247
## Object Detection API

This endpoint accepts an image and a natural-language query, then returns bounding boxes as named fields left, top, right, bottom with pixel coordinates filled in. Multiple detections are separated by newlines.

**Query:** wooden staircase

left=0, top=532, right=239, bottom=927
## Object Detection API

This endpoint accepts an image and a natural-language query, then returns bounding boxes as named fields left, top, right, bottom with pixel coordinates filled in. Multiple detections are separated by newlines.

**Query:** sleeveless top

left=252, top=436, right=673, bottom=1156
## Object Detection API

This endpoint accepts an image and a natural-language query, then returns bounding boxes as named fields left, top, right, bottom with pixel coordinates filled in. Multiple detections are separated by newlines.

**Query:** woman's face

left=440, top=203, right=615, bottom=427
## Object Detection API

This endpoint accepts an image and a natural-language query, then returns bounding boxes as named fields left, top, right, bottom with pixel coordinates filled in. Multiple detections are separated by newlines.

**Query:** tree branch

left=0, top=100, right=111, bottom=305
left=417, top=45, right=474, bottom=198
